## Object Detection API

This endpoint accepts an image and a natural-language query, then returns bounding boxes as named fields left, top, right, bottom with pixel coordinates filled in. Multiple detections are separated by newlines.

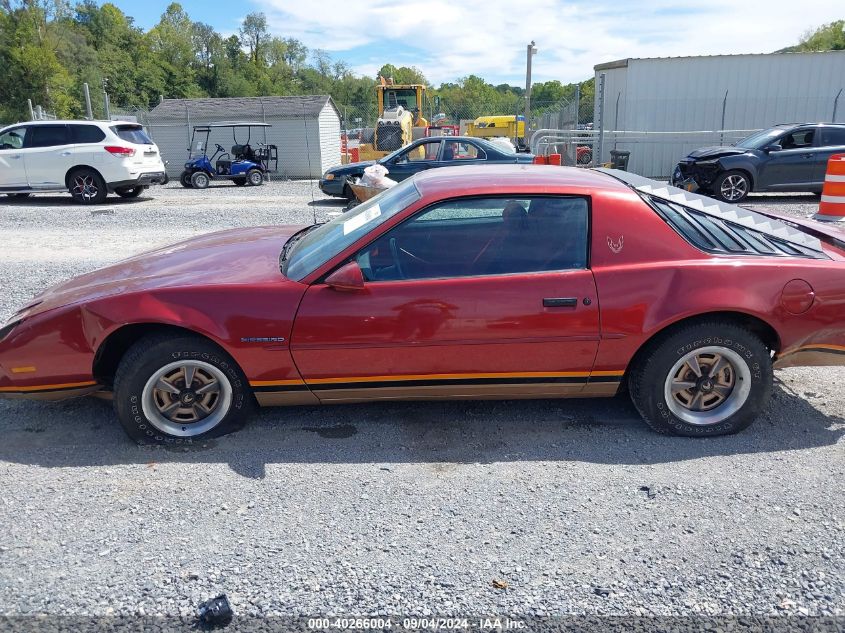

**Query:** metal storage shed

left=146, top=95, right=341, bottom=179
left=593, top=51, right=845, bottom=177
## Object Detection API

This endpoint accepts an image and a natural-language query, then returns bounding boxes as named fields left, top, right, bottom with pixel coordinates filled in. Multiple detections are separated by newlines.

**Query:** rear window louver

left=648, top=198, right=827, bottom=259
left=595, top=168, right=827, bottom=259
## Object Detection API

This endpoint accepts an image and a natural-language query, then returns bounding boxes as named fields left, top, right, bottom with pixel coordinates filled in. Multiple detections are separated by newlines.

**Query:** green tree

left=239, top=11, right=267, bottom=65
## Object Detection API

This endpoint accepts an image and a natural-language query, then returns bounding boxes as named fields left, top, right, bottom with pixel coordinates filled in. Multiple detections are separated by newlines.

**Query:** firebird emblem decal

left=607, top=236, right=624, bottom=254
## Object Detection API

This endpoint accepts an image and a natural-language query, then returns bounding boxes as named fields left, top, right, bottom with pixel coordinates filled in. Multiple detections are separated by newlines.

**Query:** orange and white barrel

left=814, top=153, right=845, bottom=222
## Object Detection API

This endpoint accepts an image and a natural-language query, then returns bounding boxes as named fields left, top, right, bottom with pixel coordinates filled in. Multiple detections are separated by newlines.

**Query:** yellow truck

left=466, top=115, right=526, bottom=149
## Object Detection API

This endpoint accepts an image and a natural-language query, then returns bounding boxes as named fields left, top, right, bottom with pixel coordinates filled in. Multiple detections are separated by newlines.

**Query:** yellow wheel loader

left=359, top=77, right=430, bottom=161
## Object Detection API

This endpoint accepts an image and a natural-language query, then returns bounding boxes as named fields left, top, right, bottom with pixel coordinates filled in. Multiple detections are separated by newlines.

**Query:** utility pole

left=524, top=41, right=537, bottom=137
left=102, top=77, right=111, bottom=120
left=83, top=83, right=93, bottom=120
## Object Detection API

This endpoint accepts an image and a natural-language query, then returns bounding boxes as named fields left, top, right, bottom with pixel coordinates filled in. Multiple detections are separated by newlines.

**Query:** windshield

left=284, top=179, right=422, bottom=281
left=735, top=128, right=784, bottom=150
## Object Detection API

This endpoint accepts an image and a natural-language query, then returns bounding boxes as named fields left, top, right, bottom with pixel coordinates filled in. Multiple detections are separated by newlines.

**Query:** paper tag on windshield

left=343, top=204, right=381, bottom=235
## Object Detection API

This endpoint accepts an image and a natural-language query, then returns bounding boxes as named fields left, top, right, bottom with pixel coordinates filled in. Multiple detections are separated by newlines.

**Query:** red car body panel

left=2, top=165, right=845, bottom=405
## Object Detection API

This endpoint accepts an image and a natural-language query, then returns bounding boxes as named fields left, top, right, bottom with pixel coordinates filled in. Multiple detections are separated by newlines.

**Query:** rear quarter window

left=111, top=125, right=152, bottom=145
left=69, top=124, right=106, bottom=143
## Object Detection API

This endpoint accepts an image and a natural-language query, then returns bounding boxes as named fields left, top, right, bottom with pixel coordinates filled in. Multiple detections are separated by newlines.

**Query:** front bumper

left=319, top=177, right=347, bottom=197
left=108, top=171, right=167, bottom=191
left=670, top=161, right=720, bottom=191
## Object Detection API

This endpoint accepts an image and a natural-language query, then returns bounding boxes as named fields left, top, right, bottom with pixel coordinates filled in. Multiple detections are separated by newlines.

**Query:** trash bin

left=610, top=149, right=630, bottom=171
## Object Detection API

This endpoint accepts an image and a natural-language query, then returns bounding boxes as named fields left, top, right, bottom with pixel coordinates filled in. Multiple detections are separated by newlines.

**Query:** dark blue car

left=319, top=136, right=534, bottom=199
left=671, top=123, right=845, bottom=203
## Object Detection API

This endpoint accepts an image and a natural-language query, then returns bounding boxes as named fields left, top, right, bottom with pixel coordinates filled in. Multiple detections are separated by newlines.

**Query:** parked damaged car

left=671, top=123, right=845, bottom=203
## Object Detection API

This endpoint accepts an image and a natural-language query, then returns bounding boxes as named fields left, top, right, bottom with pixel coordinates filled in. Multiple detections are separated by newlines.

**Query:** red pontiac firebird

left=2, top=165, right=844, bottom=444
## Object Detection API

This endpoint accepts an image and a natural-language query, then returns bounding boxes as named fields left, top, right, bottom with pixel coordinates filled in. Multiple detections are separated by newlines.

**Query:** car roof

left=412, top=164, right=631, bottom=198
left=2, top=120, right=136, bottom=128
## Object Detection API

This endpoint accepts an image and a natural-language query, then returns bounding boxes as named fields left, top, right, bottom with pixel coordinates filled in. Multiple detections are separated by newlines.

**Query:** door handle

left=543, top=297, right=578, bottom=308
left=802, top=153, right=813, bottom=159
left=9, top=155, right=21, bottom=159
left=60, top=151, right=72, bottom=156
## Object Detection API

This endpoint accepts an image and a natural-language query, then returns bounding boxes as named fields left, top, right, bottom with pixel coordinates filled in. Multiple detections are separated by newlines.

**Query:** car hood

left=15, top=225, right=307, bottom=320
left=685, top=146, right=749, bottom=161
left=325, top=160, right=376, bottom=176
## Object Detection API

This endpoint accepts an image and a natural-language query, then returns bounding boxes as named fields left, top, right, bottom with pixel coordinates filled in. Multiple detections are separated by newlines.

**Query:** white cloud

left=252, top=0, right=844, bottom=84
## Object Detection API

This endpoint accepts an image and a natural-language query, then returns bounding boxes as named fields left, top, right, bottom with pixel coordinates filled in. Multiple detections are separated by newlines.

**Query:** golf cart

left=180, top=121, right=278, bottom=189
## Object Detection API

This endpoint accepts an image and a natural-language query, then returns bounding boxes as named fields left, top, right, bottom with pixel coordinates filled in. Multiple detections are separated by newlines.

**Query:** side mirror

left=763, top=144, right=782, bottom=153
left=325, top=260, right=365, bottom=292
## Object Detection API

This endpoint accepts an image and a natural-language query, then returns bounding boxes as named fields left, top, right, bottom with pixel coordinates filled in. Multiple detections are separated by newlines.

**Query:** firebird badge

left=607, top=236, right=624, bottom=254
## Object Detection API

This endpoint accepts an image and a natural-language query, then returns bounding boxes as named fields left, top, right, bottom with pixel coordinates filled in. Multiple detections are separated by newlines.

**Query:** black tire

left=233, top=178, right=247, bottom=186
left=68, top=168, right=108, bottom=204
left=343, top=183, right=355, bottom=201
left=115, top=186, right=145, bottom=199
left=113, top=334, right=254, bottom=445
left=577, top=150, right=592, bottom=165
left=712, top=170, right=751, bottom=203
left=629, top=321, right=772, bottom=437
left=179, top=171, right=192, bottom=188
left=246, top=169, right=264, bottom=186
left=191, top=171, right=210, bottom=189
left=6, top=193, right=31, bottom=199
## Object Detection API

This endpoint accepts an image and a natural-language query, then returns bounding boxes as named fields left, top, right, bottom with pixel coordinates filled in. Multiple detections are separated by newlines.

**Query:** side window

left=28, top=125, right=69, bottom=148
left=355, top=196, right=588, bottom=282
left=0, top=126, right=28, bottom=150
left=820, top=127, right=845, bottom=147
left=69, top=124, right=106, bottom=143
left=396, top=141, right=440, bottom=163
left=442, top=141, right=485, bottom=161
left=779, top=129, right=815, bottom=150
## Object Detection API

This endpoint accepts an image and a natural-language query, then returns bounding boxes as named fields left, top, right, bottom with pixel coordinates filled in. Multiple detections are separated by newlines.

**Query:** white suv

left=0, top=120, right=166, bottom=204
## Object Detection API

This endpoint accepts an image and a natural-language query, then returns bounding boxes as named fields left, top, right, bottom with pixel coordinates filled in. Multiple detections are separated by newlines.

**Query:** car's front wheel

left=179, top=171, right=192, bottom=188
left=629, top=321, right=772, bottom=436
left=113, top=335, right=253, bottom=444
left=713, top=170, right=751, bottom=203
left=68, top=168, right=108, bottom=204
left=191, top=171, right=210, bottom=189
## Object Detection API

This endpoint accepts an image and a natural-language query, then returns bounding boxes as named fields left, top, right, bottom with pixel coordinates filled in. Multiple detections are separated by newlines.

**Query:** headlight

left=0, top=320, right=21, bottom=343
left=324, top=173, right=335, bottom=181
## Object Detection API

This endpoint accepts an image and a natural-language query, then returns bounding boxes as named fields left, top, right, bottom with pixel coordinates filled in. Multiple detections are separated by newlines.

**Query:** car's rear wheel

left=713, top=170, right=750, bottom=203
left=179, top=171, right=192, bottom=188
left=191, top=171, right=210, bottom=189
left=115, top=186, right=145, bottom=199
left=629, top=322, right=772, bottom=436
left=68, top=168, right=107, bottom=204
left=246, top=169, right=264, bottom=186
left=113, top=335, right=253, bottom=444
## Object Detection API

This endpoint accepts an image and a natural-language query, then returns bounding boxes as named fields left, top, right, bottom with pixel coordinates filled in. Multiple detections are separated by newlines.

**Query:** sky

left=109, top=0, right=843, bottom=85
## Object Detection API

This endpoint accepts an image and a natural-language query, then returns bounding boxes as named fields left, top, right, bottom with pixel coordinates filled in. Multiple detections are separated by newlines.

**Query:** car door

left=813, top=126, right=845, bottom=185
left=383, top=139, right=442, bottom=181
left=434, top=140, right=487, bottom=168
left=23, top=124, right=73, bottom=188
left=290, top=195, right=602, bottom=402
left=757, top=127, right=818, bottom=190
left=0, top=125, right=30, bottom=189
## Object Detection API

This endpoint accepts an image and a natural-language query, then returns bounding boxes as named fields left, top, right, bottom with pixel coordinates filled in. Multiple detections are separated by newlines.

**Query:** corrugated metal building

left=593, top=51, right=845, bottom=177
left=146, top=95, right=341, bottom=179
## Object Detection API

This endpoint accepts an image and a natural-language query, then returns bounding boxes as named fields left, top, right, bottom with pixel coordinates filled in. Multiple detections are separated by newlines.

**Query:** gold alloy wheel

left=141, top=360, right=232, bottom=437
left=663, top=346, right=751, bottom=426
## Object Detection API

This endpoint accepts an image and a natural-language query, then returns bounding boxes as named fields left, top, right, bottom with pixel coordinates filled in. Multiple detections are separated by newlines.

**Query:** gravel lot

left=0, top=181, right=843, bottom=626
